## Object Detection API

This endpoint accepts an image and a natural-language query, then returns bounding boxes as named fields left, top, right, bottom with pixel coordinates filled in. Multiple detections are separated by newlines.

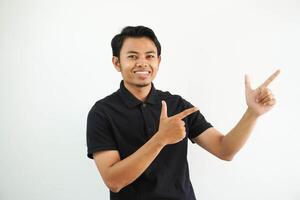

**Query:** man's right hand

left=156, top=100, right=199, bottom=145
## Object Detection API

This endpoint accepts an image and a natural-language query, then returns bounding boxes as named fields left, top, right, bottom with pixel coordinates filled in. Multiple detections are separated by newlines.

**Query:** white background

left=1, top=0, right=300, bottom=199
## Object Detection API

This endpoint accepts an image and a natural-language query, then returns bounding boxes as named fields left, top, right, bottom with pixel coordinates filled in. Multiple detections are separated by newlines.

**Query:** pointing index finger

left=260, top=69, right=281, bottom=88
left=173, top=107, right=199, bottom=120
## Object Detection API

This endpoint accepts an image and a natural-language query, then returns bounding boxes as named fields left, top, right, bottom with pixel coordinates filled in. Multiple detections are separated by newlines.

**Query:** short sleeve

left=86, top=105, right=118, bottom=159
left=181, top=98, right=213, bottom=143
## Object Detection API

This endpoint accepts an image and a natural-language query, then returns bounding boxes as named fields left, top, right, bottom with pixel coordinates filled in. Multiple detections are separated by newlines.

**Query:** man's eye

left=147, top=55, right=155, bottom=59
left=128, top=55, right=137, bottom=59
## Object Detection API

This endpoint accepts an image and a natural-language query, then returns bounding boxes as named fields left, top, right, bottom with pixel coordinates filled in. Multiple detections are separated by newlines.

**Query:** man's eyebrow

left=126, top=51, right=139, bottom=54
left=145, top=51, right=156, bottom=54
left=126, top=50, right=156, bottom=54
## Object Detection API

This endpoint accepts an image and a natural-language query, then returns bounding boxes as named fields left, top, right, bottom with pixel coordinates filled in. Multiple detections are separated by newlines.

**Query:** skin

left=112, top=37, right=161, bottom=101
left=93, top=37, right=281, bottom=193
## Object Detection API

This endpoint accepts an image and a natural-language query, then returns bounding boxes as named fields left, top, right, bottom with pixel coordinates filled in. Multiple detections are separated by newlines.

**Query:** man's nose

left=136, top=58, right=149, bottom=67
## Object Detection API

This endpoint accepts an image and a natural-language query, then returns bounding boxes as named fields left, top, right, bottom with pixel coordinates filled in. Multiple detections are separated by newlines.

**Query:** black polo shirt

left=86, top=80, right=213, bottom=200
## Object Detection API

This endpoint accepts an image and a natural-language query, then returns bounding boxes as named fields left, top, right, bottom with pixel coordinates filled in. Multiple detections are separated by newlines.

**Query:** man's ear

left=112, top=56, right=121, bottom=72
left=158, top=55, right=161, bottom=65
left=157, top=55, right=161, bottom=70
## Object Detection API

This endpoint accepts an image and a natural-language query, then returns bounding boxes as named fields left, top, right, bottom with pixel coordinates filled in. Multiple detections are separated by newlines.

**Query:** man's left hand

left=244, top=69, right=281, bottom=117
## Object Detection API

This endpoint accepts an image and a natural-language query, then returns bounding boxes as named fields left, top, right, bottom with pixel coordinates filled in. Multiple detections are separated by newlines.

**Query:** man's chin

left=132, top=80, right=152, bottom=88
left=135, top=83, right=151, bottom=88
left=124, top=79, right=152, bottom=88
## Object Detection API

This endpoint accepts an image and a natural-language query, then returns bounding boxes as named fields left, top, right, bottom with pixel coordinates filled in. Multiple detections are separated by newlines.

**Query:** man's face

left=113, top=37, right=161, bottom=88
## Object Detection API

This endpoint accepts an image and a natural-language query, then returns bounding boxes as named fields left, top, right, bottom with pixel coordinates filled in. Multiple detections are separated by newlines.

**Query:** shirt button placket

left=141, top=103, right=151, bottom=139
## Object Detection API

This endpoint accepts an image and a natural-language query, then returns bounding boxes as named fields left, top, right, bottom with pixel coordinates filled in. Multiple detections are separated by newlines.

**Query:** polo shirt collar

left=118, top=80, right=157, bottom=108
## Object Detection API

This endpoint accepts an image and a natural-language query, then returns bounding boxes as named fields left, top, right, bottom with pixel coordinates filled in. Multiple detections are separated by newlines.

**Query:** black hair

left=111, top=26, right=161, bottom=58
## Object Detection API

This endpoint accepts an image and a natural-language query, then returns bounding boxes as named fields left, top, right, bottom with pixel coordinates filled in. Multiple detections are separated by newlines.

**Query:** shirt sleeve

left=181, top=97, right=213, bottom=143
left=86, top=105, right=118, bottom=159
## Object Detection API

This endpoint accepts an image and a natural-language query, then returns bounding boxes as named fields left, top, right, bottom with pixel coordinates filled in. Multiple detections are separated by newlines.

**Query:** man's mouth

left=133, top=70, right=151, bottom=79
left=133, top=70, right=151, bottom=74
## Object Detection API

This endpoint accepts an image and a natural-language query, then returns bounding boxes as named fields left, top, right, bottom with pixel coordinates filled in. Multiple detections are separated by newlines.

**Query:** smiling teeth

left=135, top=71, right=149, bottom=74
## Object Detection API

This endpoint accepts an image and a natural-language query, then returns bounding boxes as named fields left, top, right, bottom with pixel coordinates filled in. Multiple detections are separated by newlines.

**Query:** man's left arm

left=192, top=69, right=281, bottom=161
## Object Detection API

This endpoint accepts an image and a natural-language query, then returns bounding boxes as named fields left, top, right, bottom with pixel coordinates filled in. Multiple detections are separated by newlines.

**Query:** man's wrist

left=152, top=132, right=167, bottom=148
left=246, top=107, right=260, bottom=119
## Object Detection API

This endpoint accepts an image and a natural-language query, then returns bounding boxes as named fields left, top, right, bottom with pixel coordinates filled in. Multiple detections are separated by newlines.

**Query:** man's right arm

left=93, top=133, right=165, bottom=193
left=93, top=101, right=198, bottom=193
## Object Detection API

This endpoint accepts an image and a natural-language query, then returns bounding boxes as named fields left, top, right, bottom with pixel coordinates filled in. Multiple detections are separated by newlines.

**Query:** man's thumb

left=245, top=74, right=252, bottom=91
left=160, top=100, right=168, bottom=119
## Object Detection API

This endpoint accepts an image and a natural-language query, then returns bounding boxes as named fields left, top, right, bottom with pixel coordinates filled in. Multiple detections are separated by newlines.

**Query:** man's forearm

left=221, top=107, right=259, bottom=159
left=107, top=133, right=165, bottom=192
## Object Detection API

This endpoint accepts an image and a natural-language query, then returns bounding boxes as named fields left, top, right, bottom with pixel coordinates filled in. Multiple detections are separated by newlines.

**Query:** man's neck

left=124, top=81, right=152, bottom=102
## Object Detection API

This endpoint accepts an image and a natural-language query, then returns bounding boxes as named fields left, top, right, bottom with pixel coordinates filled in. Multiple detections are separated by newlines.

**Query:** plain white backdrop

left=1, top=0, right=300, bottom=199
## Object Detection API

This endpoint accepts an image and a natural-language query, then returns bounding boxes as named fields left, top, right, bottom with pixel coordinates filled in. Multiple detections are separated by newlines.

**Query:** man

left=86, top=26, right=280, bottom=200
